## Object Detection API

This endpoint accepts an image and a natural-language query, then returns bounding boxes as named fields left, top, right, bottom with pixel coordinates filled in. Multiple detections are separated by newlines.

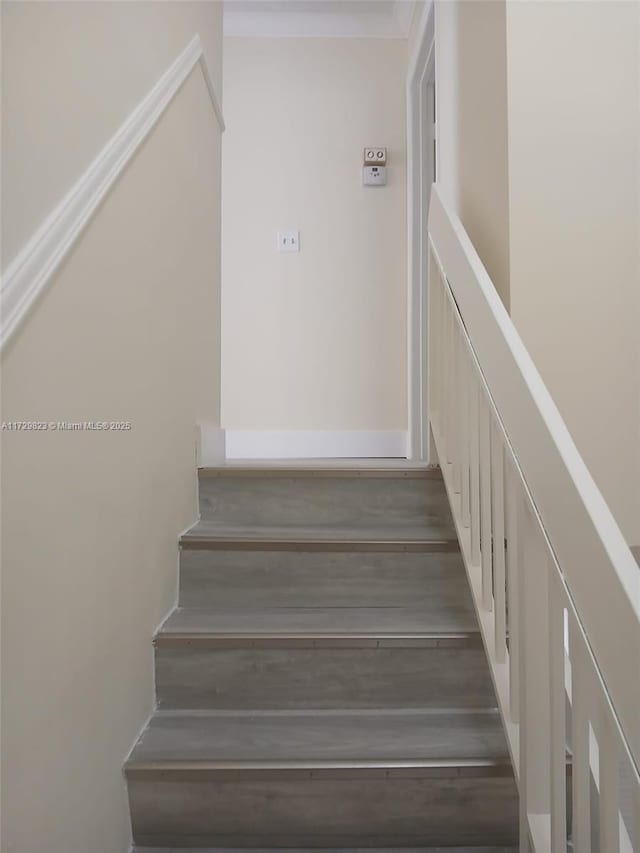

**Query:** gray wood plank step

left=126, top=460, right=517, bottom=848
left=157, top=606, right=481, bottom=642
left=127, top=709, right=511, bottom=770
left=127, top=711, right=517, bottom=846
left=128, top=775, right=519, bottom=849
left=181, top=522, right=459, bottom=551
left=153, top=608, right=495, bottom=711
left=197, top=469, right=454, bottom=532
left=178, top=549, right=471, bottom=609
left=134, top=847, right=519, bottom=852
left=199, top=462, right=440, bottom=475
left=127, top=710, right=518, bottom=848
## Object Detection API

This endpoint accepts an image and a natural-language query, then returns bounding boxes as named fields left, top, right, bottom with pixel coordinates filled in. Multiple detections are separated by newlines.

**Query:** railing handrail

left=428, top=185, right=639, bottom=771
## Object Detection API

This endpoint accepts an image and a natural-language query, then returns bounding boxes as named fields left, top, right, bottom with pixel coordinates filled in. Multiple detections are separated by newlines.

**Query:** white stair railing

left=427, top=186, right=640, bottom=852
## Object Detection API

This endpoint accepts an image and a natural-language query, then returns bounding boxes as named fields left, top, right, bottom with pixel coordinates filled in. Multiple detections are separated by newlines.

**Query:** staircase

left=125, top=462, right=519, bottom=850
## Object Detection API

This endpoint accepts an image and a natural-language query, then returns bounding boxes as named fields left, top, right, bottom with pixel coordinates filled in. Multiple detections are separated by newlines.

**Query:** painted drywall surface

left=456, top=0, right=509, bottom=310
left=0, top=8, right=222, bottom=853
left=433, top=0, right=459, bottom=213
left=1, top=0, right=223, bottom=268
left=221, top=37, right=407, bottom=430
left=434, top=0, right=639, bottom=544
left=434, top=0, right=510, bottom=309
left=505, top=0, right=640, bottom=545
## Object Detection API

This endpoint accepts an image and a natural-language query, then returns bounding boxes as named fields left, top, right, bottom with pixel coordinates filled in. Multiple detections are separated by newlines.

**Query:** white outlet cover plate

left=277, top=230, right=300, bottom=252
left=363, top=165, right=386, bottom=186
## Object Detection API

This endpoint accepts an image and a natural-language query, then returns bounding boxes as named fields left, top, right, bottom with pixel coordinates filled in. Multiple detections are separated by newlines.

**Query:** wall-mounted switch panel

left=277, top=230, right=300, bottom=252
left=364, top=147, right=387, bottom=166
left=363, top=165, right=387, bottom=186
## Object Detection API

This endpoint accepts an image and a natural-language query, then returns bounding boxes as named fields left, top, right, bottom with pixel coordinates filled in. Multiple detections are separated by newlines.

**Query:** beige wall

left=221, top=37, right=408, bottom=430
left=434, top=0, right=639, bottom=545
left=456, top=0, right=510, bottom=309
left=0, top=4, right=223, bottom=852
left=434, top=0, right=459, bottom=212
left=434, top=0, right=510, bottom=308
left=506, top=0, right=640, bottom=545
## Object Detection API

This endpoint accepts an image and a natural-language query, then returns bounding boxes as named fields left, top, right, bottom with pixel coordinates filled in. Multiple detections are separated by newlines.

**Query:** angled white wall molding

left=394, top=0, right=418, bottom=38
left=225, top=430, right=408, bottom=460
left=0, top=34, right=224, bottom=353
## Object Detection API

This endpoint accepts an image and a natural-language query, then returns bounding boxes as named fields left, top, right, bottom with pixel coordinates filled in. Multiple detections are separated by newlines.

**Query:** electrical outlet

left=277, top=230, right=300, bottom=253
left=363, top=165, right=387, bottom=186
left=364, top=147, right=387, bottom=166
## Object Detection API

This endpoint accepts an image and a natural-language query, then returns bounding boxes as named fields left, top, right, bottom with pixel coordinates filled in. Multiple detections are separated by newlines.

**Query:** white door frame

left=406, top=2, right=435, bottom=461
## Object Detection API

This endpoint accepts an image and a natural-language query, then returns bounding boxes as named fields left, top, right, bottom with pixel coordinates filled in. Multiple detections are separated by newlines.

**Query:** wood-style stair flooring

left=126, top=463, right=518, bottom=850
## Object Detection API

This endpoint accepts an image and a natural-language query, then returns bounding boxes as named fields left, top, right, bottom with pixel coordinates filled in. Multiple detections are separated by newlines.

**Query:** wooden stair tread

left=157, top=605, right=481, bottom=641
left=134, top=848, right=519, bottom=852
left=127, top=709, right=510, bottom=771
left=199, top=462, right=441, bottom=478
left=181, top=521, right=458, bottom=548
left=127, top=463, right=518, bottom=848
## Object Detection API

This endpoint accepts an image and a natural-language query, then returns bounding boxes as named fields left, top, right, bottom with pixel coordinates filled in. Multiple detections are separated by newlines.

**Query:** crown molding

left=224, top=1, right=416, bottom=39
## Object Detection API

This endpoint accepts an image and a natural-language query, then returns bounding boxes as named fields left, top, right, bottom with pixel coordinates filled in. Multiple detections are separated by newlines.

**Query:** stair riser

left=155, top=645, right=495, bottom=710
left=133, top=848, right=520, bottom=852
left=179, top=550, right=470, bottom=608
left=128, top=774, right=519, bottom=847
left=197, top=475, right=451, bottom=529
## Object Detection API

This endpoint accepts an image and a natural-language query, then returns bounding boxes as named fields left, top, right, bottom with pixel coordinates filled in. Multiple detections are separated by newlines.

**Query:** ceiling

left=223, top=1, right=417, bottom=39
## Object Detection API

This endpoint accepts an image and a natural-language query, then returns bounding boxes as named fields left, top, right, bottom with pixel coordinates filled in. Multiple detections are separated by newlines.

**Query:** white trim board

left=198, top=424, right=226, bottom=466
left=225, top=431, right=408, bottom=460
left=0, top=34, right=224, bottom=353
left=406, top=0, right=435, bottom=461
left=394, top=0, right=418, bottom=39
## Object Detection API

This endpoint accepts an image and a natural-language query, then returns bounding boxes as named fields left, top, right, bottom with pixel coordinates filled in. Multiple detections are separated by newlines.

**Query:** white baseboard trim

left=0, top=34, right=224, bottom=353
left=198, top=423, right=226, bottom=466
left=224, top=430, right=408, bottom=460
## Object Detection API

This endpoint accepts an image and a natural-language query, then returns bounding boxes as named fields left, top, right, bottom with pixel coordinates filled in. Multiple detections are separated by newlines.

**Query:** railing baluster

left=427, top=247, right=437, bottom=423
left=437, top=269, right=447, bottom=456
left=469, top=375, right=481, bottom=565
left=549, top=571, right=567, bottom=852
left=634, top=773, right=640, bottom=853
left=436, top=270, right=445, bottom=434
left=597, top=707, right=620, bottom=852
left=505, top=457, right=520, bottom=723
left=435, top=262, right=443, bottom=425
left=570, top=623, right=592, bottom=853
left=460, top=347, right=471, bottom=528
left=445, top=290, right=454, bottom=465
left=479, top=396, right=493, bottom=611
left=452, top=320, right=462, bottom=495
left=517, top=489, right=530, bottom=851
left=491, top=423, right=506, bottom=662
left=519, top=501, right=552, bottom=848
